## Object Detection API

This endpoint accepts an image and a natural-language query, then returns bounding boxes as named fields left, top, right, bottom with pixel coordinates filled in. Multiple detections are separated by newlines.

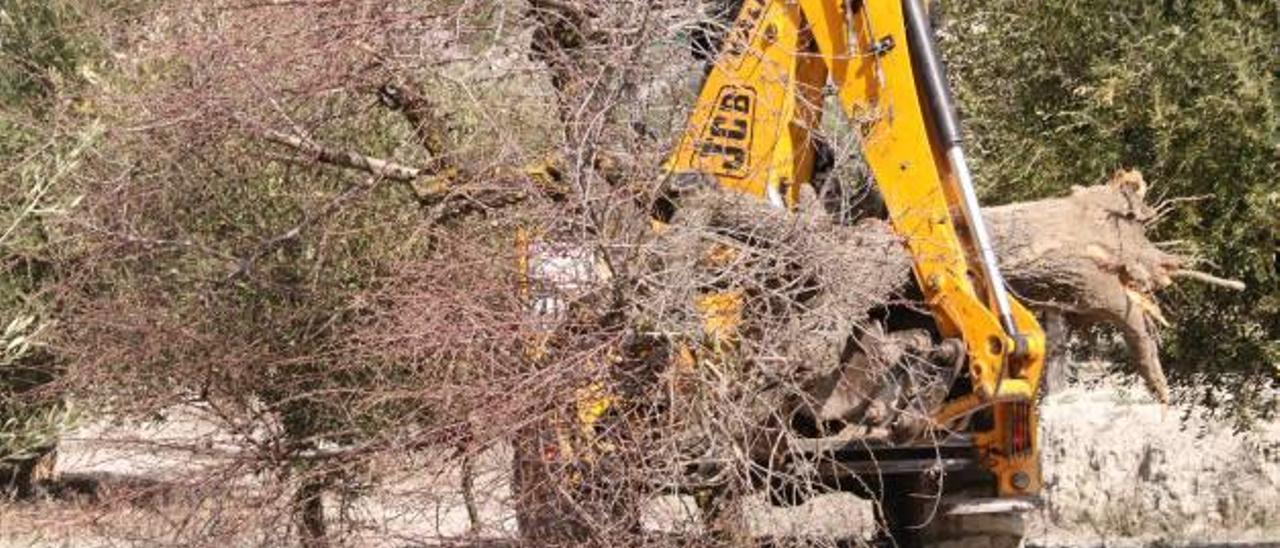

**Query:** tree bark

left=985, top=170, right=1186, bottom=402
left=293, top=477, right=328, bottom=548
left=653, top=171, right=1221, bottom=408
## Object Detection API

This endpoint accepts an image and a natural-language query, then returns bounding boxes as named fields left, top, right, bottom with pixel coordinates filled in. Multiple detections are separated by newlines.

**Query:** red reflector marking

left=542, top=443, right=559, bottom=462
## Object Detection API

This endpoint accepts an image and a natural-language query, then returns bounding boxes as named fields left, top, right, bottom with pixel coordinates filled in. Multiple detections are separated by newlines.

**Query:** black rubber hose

left=901, top=0, right=963, bottom=148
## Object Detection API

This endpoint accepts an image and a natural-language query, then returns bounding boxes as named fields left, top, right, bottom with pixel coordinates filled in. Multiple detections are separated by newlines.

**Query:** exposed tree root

left=984, top=170, right=1245, bottom=403
left=648, top=170, right=1240, bottom=412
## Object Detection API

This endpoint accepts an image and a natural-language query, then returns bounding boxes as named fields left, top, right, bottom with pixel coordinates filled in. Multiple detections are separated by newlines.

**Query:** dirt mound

left=1032, top=373, right=1280, bottom=546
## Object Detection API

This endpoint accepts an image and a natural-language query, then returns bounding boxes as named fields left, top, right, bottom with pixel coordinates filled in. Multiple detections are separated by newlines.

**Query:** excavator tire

left=918, top=513, right=1026, bottom=548
left=877, top=474, right=1027, bottom=548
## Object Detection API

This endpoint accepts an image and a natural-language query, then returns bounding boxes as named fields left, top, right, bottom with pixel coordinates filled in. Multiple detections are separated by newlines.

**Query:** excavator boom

left=666, top=0, right=1047, bottom=496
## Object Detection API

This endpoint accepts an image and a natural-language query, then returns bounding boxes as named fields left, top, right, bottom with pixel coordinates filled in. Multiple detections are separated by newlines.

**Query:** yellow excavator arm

left=666, top=0, right=1047, bottom=496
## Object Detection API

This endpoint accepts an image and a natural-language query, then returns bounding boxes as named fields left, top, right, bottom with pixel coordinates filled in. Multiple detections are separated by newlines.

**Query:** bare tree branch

left=1172, top=270, right=1247, bottom=291
left=259, top=129, right=424, bottom=182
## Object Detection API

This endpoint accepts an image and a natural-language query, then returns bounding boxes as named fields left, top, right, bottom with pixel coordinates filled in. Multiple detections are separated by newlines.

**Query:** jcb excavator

left=522, top=0, right=1047, bottom=545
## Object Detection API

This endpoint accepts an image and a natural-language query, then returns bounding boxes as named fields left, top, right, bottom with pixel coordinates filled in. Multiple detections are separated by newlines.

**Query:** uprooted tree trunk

left=986, top=170, right=1191, bottom=403
left=645, top=170, right=1235, bottom=411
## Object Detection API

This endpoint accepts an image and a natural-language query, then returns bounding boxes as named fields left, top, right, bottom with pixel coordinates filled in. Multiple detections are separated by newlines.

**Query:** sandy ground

left=1031, top=379, right=1280, bottom=546
left=2, top=375, right=1277, bottom=547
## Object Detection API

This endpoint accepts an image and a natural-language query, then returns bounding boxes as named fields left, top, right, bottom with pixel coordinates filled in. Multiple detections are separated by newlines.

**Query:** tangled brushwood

left=497, top=165, right=1211, bottom=544
left=1, top=1, right=1263, bottom=547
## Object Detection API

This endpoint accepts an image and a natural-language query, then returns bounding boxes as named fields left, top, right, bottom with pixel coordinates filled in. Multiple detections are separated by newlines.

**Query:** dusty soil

left=2, top=372, right=1276, bottom=547
left=1031, top=366, right=1280, bottom=546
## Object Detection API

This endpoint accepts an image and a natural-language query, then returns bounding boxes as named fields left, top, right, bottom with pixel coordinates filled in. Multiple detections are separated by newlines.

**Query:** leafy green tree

left=941, top=0, right=1279, bottom=414
left=0, top=0, right=107, bottom=482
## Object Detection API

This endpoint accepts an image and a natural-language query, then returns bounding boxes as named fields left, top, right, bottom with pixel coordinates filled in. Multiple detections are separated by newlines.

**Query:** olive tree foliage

left=0, top=0, right=461, bottom=526
left=0, top=0, right=116, bottom=467
left=940, top=0, right=1279, bottom=416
